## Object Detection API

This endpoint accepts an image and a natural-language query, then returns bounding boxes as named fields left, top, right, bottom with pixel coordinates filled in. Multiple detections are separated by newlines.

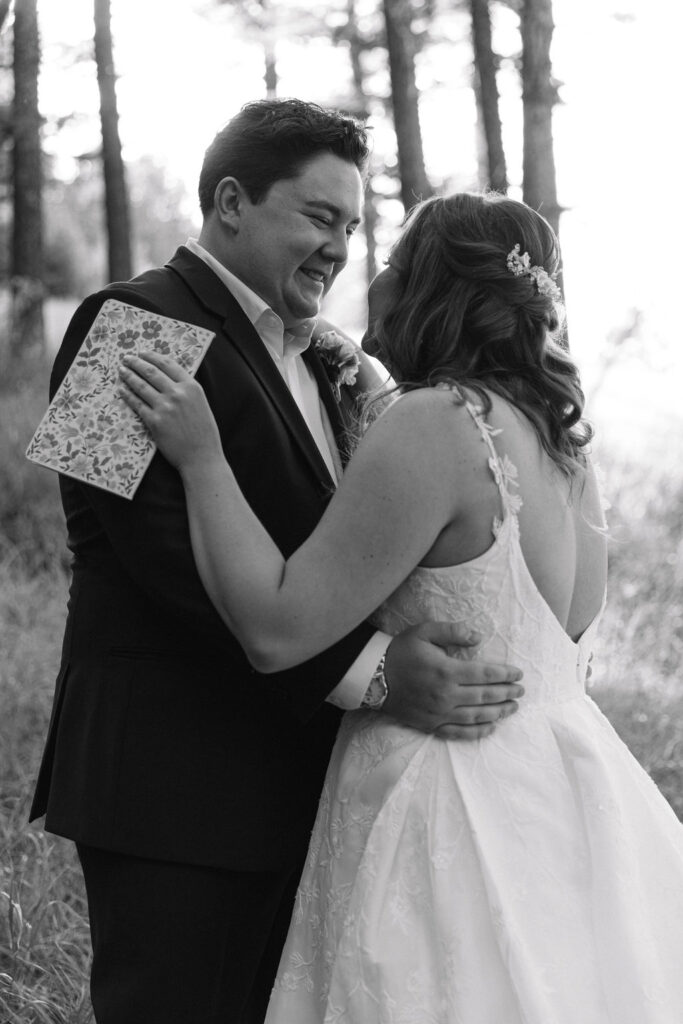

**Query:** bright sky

left=37, top=0, right=683, bottom=457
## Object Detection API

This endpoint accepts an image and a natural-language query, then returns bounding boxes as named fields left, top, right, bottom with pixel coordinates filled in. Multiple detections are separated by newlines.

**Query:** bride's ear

left=214, top=177, right=244, bottom=233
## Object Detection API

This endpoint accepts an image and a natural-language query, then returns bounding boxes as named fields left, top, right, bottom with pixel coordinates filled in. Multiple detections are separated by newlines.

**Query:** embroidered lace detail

left=265, top=388, right=683, bottom=1024
left=460, top=395, right=524, bottom=534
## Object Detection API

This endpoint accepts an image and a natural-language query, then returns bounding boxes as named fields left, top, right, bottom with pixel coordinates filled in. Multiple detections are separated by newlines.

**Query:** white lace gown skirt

left=265, top=699, right=683, bottom=1024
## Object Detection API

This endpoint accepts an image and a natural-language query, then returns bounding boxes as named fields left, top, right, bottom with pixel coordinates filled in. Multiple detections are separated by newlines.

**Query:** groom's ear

left=214, top=177, right=244, bottom=233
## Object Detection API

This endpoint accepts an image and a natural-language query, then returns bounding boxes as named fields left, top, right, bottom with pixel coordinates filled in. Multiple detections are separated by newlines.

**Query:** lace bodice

left=372, top=394, right=603, bottom=709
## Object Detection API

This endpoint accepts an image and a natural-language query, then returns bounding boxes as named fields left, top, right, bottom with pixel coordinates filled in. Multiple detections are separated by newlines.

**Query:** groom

left=30, top=99, right=523, bottom=1024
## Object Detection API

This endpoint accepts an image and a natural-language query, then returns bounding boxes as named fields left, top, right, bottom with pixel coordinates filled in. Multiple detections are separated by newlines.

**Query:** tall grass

left=0, top=364, right=69, bottom=576
left=0, top=561, right=93, bottom=1021
left=1, top=366, right=682, bottom=1021
left=588, top=426, right=683, bottom=819
left=0, top=359, right=93, bottom=1022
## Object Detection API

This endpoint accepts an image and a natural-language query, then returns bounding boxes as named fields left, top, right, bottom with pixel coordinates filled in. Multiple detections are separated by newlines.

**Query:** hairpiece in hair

left=506, top=244, right=561, bottom=302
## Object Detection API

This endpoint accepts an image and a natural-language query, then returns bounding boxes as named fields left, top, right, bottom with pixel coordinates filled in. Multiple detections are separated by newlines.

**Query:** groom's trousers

left=77, top=843, right=306, bottom=1024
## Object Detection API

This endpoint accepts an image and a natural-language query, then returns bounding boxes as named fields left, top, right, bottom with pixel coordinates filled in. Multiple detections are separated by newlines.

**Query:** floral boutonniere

left=314, top=331, right=361, bottom=401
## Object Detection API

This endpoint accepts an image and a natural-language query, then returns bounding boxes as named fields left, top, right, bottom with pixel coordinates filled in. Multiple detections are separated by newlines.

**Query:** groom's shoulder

left=66, top=253, right=183, bottom=328
left=50, top=251, right=199, bottom=394
left=99, top=248, right=194, bottom=313
left=73, top=246, right=207, bottom=325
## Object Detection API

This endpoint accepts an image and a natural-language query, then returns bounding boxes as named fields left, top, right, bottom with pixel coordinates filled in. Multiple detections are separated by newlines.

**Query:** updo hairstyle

left=372, top=192, right=592, bottom=477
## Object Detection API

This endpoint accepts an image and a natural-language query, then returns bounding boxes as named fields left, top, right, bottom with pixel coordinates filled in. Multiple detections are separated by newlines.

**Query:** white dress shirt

left=185, top=239, right=391, bottom=709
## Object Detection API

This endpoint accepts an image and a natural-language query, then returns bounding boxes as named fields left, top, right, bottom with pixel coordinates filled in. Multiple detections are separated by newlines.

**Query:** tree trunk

left=470, top=0, right=508, bottom=192
left=264, top=39, right=278, bottom=97
left=11, top=0, right=44, bottom=363
left=94, top=0, right=132, bottom=282
left=471, top=71, right=490, bottom=189
left=382, top=0, right=432, bottom=212
left=258, top=0, right=278, bottom=97
left=520, top=0, right=560, bottom=236
left=346, top=0, right=378, bottom=285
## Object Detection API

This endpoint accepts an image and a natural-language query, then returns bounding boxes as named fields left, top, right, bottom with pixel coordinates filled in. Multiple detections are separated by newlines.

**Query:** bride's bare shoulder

left=371, top=383, right=477, bottom=434
left=354, top=384, right=486, bottom=481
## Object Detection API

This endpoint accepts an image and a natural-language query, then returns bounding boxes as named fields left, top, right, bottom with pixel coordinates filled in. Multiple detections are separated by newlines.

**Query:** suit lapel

left=166, top=248, right=337, bottom=488
left=303, top=346, right=344, bottom=433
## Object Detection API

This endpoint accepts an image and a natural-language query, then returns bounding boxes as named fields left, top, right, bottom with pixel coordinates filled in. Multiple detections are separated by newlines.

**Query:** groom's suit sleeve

left=52, top=291, right=376, bottom=722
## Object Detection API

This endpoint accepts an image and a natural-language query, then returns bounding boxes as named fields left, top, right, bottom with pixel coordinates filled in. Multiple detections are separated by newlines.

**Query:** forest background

left=1, top=0, right=682, bottom=1020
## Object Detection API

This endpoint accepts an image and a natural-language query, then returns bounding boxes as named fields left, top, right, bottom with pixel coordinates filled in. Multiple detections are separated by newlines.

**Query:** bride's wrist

left=178, top=451, right=226, bottom=488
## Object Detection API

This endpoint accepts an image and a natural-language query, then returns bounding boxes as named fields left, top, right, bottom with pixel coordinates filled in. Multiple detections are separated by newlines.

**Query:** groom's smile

left=225, top=151, right=363, bottom=326
left=299, top=267, right=328, bottom=284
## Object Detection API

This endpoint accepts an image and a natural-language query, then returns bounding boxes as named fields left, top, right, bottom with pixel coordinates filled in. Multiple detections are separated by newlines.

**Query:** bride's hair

left=370, top=192, right=592, bottom=478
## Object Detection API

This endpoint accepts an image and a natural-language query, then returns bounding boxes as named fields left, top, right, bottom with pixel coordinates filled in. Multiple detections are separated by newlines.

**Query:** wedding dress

left=265, top=396, right=683, bottom=1024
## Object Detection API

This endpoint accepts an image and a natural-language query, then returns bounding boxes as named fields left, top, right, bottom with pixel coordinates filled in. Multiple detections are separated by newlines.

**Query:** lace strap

left=461, top=396, right=523, bottom=522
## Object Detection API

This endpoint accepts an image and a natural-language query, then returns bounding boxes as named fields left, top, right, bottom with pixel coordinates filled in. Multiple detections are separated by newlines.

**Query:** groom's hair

left=198, top=99, right=369, bottom=215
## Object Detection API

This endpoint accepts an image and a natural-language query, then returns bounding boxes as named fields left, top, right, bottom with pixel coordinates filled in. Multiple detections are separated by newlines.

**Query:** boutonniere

left=314, top=331, right=361, bottom=401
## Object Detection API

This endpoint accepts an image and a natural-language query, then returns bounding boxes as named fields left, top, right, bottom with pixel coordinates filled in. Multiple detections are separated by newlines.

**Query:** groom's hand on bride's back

left=382, top=622, right=524, bottom=739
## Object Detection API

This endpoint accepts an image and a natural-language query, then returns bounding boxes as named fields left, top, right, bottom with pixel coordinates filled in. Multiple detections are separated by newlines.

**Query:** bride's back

left=420, top=390, right=607, bottom=644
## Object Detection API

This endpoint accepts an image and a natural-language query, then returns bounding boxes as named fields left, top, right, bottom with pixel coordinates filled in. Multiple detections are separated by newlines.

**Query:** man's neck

left=192, top=229, right=311, bottom=331
left=196, top=225, right=227, bottom=267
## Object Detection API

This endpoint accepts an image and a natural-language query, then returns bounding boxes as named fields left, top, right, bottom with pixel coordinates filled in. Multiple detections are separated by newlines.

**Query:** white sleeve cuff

left=325, top=631, right=393, bottom=710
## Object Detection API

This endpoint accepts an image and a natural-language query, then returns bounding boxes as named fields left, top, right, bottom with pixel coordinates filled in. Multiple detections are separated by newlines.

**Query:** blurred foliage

left=43, top=161, right=106, bottom=297
left=41, top=155, right=198, bottom=300
left=589, top=443, right=683, bottom=819
left=128, top=156, right=199, bottom=273
left=1, top=127, right=197, bottom=305
left=596, top=452, right=683, bottom=688
left=0, top=357, right=68, bottom=575
left=0, top=553, right=90, bottom=1023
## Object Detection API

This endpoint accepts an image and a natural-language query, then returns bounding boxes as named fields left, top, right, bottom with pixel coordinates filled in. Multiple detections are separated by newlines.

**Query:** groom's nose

left=320, top=227, right=351, bottom=268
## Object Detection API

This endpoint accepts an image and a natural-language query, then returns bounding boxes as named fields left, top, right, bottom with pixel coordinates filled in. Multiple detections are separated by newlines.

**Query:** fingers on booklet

left=26, top=299, right=215, bottom=499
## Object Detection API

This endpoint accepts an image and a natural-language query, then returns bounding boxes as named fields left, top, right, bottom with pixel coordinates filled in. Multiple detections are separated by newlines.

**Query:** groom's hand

left=382, top=622, right=524, bottom=740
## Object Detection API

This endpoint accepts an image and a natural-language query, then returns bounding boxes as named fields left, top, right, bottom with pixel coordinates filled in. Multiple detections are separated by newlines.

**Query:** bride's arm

left=120, top=352, right=460, bottom=672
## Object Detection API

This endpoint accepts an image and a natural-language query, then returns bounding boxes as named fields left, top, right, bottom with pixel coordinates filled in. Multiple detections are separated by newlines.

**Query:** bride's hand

left=119, top=351, right=223, bottom=472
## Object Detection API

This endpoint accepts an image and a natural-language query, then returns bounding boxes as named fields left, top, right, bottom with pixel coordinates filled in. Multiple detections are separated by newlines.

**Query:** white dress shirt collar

left=185, top=237, right=269, bottom=326
left=185, top=237, right=316, bottom=357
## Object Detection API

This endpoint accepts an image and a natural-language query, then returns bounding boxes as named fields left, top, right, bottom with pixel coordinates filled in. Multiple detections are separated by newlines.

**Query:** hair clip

left=506, top=244, right=561, bottom=302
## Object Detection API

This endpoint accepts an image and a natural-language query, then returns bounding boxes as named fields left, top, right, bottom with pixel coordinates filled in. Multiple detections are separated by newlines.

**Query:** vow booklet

left=26, top=299, right=215, bottom=500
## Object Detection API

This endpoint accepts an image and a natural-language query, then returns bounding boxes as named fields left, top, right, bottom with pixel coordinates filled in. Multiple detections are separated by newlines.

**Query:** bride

left=120, top=192, right=683, bottom=1023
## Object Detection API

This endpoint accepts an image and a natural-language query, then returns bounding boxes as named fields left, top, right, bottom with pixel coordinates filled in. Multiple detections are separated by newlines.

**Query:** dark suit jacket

left=30, top=247, right=375, bottom=871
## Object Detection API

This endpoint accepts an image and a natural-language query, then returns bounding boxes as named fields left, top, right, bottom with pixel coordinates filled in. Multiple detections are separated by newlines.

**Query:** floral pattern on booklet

left=26, top=299, right=214, bottom=499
